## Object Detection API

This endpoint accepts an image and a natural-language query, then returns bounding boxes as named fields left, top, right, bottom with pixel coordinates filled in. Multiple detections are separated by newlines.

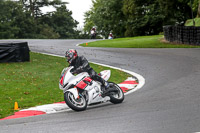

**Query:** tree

left=0, top=0, right=22, bottom=38
left=39, top=24, right=60, bottom=39
left=19, top=0, right=67, bottom=18
left=197, top=0, right=200, bottom=17
left=41, top=5, right=79, bottom=38
left=84, top=0, right=193, bottom=37
left=0, top=0, right=79, bottom=39
left=83, top=10, right=95, bottom=34
left=84, top=0, right=125, bottom=38
left=158, top=0, right=191, bottom=25
left=123, top=0, right=165, bottom=36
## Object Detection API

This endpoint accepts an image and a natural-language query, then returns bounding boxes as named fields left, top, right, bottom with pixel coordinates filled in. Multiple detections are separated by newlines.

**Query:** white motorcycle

left=59, top=66, right=124, bottom=111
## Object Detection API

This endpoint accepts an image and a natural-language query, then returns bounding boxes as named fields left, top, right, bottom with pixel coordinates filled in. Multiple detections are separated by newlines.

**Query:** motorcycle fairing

left=99, top=70, right=111, bottom=81
left=76, top=80, right=88, bottom=89
left=59, top=71, right=66, bottom=86
left=59, top=67, right=74, bottom=88
left=76, top=77, right=93, bottom=89
left=67, top=87, right=79, bottom=99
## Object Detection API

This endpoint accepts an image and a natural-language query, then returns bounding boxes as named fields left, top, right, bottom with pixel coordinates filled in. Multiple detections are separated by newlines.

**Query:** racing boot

left=101, top=81, right=110, bottom=97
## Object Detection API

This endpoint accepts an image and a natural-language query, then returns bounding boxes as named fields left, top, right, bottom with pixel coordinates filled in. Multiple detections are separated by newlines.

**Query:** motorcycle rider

left=65, top=49, right=109, bottom=96
left=108, top=32, right=113, bottom=39
left=90, top=27, right=96, bottom=39
left=91, top=27, right=96, bottom=33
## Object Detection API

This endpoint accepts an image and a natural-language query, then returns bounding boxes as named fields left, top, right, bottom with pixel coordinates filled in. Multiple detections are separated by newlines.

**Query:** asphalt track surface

left=0, top=39, right=200, bottom=133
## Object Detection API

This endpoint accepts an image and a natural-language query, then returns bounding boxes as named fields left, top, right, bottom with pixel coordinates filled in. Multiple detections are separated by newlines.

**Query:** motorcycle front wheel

left=109, top=82, right=124, bottom=104
left=64, top=91, right=87, bottom=111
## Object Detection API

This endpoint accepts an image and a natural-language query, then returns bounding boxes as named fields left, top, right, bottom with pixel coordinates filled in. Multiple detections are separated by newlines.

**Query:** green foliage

left=83, top=10, right=95, bottom=34
left=51, top=5, right=79, bottom=38
left=158, top=0, right=191, bottom=25
left=84, top=0, right=125, bottom=38
left=191, top=0, right=198, bottom=14
left=0, top=0, right=21, bottom=38
left=123, top=0, right=164, bottom=36
left=1, top=0, right=200, bottom=39
left=84, top=0, right=195, bottom=37
left=122, top=0, right=191, bottom=36
left=0, top=0, right=78, bottom=39
left=196, top=0, right=200, bottom=17
left=39, top=24, right=60, bottom=39
left=185, top=17, right=200, bottom=26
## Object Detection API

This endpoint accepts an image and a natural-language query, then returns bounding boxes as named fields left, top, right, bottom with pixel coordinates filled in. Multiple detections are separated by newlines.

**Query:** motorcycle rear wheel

left=64, top=91, right=87, bottom=111
left=109, top=82, right=124, bottom=104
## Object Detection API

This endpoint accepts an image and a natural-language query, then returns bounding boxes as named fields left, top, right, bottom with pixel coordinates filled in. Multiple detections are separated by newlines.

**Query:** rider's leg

left=88, top=69, right=109, bottom=90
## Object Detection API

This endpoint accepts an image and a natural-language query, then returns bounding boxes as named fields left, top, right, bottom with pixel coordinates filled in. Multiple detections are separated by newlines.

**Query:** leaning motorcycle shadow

left=88, top=102, right=114, bottom=110
left=66, top=101, right=125, bottom=113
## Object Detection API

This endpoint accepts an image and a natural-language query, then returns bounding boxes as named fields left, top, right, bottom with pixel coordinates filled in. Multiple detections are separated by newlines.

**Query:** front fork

left=80, top=90, right=88, bottom=103
left=65, top=87, right=79, bottom=99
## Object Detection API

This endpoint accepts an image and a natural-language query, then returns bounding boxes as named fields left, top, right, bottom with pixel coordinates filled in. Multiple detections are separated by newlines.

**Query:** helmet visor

left=65, top=53, right=73, bottom=63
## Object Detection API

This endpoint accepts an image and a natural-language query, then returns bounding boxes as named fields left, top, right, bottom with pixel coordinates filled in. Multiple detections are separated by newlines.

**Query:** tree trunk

left=29, top=0, right=34, bottom=17
left=198, top=0, right=200, bottom=17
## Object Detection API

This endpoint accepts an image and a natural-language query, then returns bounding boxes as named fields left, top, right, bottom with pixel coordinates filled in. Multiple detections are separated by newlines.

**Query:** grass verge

left=185, top=18, right=200, bottom=26
left=80, top=35, right=200, bottom=48
left=0, top=52, right=130, bottom=119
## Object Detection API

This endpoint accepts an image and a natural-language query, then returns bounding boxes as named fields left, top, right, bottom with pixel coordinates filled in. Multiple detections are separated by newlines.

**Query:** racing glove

left=73, top=66, right=83, bottom=74
left=76, top=66, right=83, bottom=73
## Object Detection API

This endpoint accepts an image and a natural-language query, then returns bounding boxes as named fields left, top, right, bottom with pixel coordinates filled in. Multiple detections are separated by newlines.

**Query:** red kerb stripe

left=120, top=80, right=138, bottom=84
left=0, top=110, right=46, bottom=120
left=120, top=87, right=129, bottom=93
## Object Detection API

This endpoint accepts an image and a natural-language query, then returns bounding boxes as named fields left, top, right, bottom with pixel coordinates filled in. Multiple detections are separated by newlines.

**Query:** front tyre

left=109, top=82, right=124, bottom=104
left=64, top=91, right=87, bottom=111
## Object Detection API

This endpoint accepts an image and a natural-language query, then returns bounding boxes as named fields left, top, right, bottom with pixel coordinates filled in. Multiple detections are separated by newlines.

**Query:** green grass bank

left=0, top=52, right=130, bottom=119
left=80, top=35, right=200, bottom=48
left=185, top=18, right=200, bottom=26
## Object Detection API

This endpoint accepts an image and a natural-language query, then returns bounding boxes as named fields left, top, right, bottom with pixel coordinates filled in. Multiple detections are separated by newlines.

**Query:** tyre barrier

left=163, top=25, right=200, bottom=45
left=0, top=42, right=30, bottom=63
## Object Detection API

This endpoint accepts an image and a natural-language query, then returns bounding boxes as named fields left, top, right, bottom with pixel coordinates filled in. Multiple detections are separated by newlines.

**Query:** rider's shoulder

left=79, top=55, right=87, bottom=60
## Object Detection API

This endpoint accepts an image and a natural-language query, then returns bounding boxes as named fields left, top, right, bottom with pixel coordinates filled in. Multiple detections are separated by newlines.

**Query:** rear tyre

left=109, top=82, right=124, bottom=104
left=64, top=91, right=87, bottom=111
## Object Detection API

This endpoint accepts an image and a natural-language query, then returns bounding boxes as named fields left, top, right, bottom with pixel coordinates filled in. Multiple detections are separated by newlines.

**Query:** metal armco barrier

left=163, top=25, right=200, bottom=45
